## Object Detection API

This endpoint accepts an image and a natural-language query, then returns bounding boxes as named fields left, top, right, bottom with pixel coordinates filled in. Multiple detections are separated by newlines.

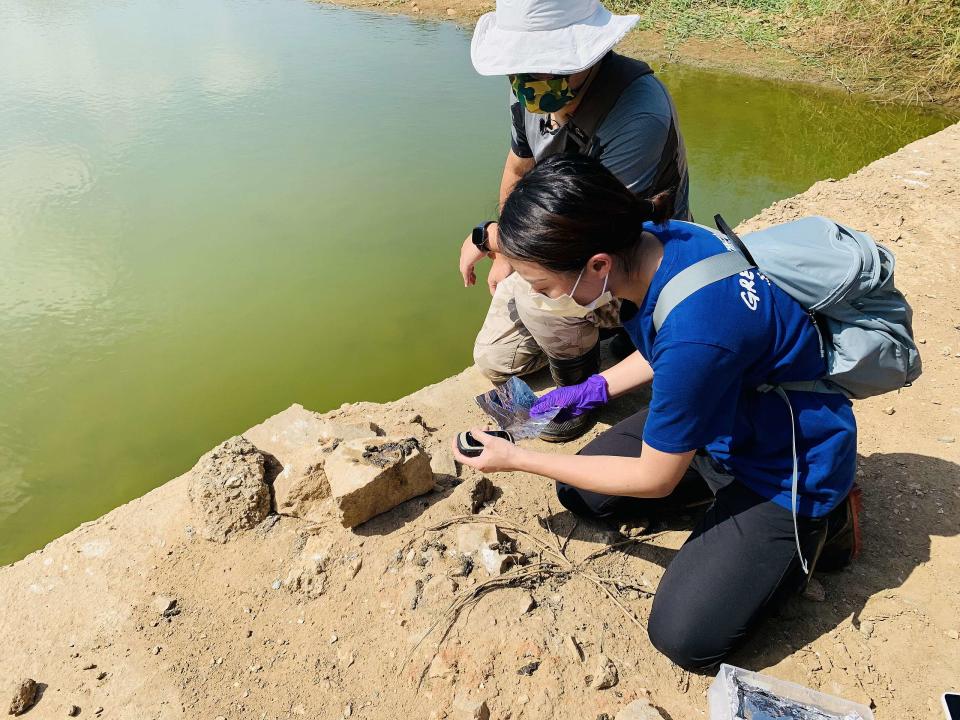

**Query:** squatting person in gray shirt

left=459, top=0, right=691, bottom=442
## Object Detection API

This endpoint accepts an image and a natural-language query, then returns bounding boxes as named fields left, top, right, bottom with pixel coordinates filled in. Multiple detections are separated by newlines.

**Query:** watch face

left=472, top=225, right=485, bottom=248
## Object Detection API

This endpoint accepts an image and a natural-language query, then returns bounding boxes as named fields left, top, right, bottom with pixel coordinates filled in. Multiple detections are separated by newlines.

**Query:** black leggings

left=557, top=409, right=828, bottom=671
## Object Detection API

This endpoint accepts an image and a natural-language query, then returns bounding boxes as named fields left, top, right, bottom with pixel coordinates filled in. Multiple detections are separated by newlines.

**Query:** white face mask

left=528, top=266, right=613, bottom=318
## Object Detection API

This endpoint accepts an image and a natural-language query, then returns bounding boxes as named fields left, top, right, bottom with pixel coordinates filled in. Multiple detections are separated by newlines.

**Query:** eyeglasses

left=508, top=73, right=570, bottom=82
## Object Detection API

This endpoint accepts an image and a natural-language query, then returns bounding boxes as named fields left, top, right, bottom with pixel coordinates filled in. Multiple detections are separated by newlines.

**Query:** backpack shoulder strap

left=652, top=250, right=753, bottom=332
left=541, top=53, right=653, bottom=157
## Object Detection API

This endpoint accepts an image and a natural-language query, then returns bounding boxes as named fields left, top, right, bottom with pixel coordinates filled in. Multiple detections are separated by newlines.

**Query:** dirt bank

left=1, top=124, right=958, bottom=719
left=321, top=0, right=960, bottom=109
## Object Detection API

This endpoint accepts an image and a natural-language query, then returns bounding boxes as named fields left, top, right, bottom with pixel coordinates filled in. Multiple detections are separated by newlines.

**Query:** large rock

left=324, top=437, right=433, bottom=527
left=245, top=404, right=381, bottom=459
left=188, top=436, right=271, bottom=542
left=270, top=448, right=331, bottom=519
left=244, top=404, right=382, bottom=518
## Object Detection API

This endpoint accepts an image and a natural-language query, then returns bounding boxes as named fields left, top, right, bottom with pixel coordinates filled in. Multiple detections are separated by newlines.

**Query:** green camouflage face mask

left=509, top=73, right=578, bottom=114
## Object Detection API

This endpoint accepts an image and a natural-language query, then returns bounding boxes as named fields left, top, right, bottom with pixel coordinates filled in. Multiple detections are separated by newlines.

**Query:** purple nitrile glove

left=530, top=374, right=610, bottom=419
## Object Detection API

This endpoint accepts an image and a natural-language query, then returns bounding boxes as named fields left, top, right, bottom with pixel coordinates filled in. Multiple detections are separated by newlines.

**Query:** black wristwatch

left=472, top=221, right=497, bottom=253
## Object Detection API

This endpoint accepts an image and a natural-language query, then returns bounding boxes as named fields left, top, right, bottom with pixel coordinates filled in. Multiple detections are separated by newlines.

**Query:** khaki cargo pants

left=473, top=272, right=622, bottom=383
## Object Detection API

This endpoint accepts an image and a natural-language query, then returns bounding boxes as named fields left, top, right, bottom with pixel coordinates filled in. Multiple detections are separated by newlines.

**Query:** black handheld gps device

left=456, top=430, right=515, bottom=457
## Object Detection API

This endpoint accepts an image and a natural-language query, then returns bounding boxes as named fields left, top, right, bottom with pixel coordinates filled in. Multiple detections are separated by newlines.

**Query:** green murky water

left=0, top=0, right=952, bottom=565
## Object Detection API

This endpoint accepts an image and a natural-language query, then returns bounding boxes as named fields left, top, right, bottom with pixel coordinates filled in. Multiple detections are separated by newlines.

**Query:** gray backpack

left=653, top=215, right=921, bottom=575
left=653, top=215, right=922, bottom=400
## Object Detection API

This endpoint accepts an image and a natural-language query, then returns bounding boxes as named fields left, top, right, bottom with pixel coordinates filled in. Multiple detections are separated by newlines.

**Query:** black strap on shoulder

left=538, top=53, right=683, bottom=205
left=714, top=214, right=758, bottom=267
left=539, top=52, right=652, bottom=158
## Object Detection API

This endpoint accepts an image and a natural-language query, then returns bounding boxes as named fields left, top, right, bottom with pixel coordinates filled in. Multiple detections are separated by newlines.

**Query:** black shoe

left=608, top=329, right=635, bottom=361
left=817, top=484, right=863, bottom=572
left=540, top=343, right=600, bottom=443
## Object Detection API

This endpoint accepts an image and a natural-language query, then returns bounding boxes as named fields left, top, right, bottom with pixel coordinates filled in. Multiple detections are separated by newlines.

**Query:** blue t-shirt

left=621, top=220, right=857, bottom=518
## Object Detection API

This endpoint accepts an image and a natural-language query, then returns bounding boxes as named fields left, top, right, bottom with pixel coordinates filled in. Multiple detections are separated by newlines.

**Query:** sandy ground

left=1, top=124, right=958, bottom=719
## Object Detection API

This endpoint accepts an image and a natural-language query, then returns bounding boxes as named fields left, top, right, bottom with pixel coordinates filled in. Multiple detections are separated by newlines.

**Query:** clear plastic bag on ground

left=474, top=377, right=560, bottom=440
left=708, top=664, right=874, bottom=720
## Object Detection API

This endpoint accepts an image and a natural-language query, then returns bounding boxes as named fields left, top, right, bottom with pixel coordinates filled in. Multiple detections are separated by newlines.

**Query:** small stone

left=948, top=629, right=959, bottom=640
left=618, top=519, right=650, bottom=538
left=512, top=590, right=536, bottom=617
left=449, top=555, right=474, bottom=578
left=614, top=700, right=667, bottom=720
left=937, top=436, right=956, bottom=444
left=82, top=663, right=97, bottom=671
left=347, top=556, right=363, bottom=578
left=446, top=7, right=456, bottom=15
left=860, top=620, right=875, bottom=638
left=344, top=702, right=353, bottom=718
left=152, top=595, right=178, bottom=617
left=151, top=645, right=161, bottom=655
left=400, top=579, right=423, bottom=610
left=95, top=708, right=104, bottom=716
left=421, top=575, right=458, bottom=606
left=271, top=579, right=282, bottom=590
left=564, top=635, right=584, bottom=662
left=427, top=653, right=456, bottom=681
left=588, top=654, right=619, bottom=690
left=67, top=706, right=81, bottom=717
left=330, top=632, right=338, bottom=644
left=517, top=660, right=540, bottom=676
left=337, top=649, right=355, bottom=668
left=452, top=693, right=489, bottom=720
left=882, top=406, right=895, bottom=415
left=96, top=671, right=107, bottom=680
left=8, top=678, right=39, bottom=716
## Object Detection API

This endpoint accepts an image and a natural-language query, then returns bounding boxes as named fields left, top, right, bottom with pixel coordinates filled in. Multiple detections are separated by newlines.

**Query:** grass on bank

left=609, top=0, right=960, bottom=107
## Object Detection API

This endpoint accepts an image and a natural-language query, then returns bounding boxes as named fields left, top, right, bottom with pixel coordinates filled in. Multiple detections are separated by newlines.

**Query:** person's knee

left=473, top=341, right=545, bottom=382
left=647, top=599, right=724, bottom=672
left=555, top=482, right=594, bottom=518
left=473, top=350, right=512, bottom=384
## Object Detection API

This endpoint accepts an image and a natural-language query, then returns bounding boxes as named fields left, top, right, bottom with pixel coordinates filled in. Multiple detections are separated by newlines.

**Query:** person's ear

left=589, top=254, right=613, bottom=276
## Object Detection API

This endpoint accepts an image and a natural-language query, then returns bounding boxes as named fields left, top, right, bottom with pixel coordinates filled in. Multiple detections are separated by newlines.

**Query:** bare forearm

left=600, top=351, right=653, bottom=397
left=498, top=150, right=535, bottom=210
left=513, top=447, right=686, bottom=498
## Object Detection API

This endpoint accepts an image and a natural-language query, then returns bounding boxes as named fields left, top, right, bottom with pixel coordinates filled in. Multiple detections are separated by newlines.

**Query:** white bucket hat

left=470, top=0, right=640, bottom=77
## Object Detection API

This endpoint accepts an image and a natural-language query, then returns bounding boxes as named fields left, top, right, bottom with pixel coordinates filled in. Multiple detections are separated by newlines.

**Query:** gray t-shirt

left=509, top=72, right=690, bottom=220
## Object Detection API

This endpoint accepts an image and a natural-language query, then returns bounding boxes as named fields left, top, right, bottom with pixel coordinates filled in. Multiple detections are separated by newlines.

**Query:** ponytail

left=498, top=154, right=676, bottom=275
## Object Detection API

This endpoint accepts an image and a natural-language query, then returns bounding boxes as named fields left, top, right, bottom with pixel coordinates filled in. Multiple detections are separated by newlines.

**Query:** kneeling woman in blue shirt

left=454, top=154, right=859, bottom=671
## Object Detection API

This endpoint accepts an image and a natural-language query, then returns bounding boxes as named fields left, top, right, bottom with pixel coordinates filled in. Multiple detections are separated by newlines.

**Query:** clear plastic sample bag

left=708, top=664, right=874, bottom=720
left=474, top=377, right=560, bottom=440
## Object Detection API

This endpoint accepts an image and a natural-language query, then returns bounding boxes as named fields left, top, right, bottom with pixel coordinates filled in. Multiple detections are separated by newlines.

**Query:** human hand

left=487, top=252, right=514, bottom=296
left=459, top=234, right=487, bottom=287
left=530, top=374, right=610, bottom=419
left=451, top=428, right=524, bottom=473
